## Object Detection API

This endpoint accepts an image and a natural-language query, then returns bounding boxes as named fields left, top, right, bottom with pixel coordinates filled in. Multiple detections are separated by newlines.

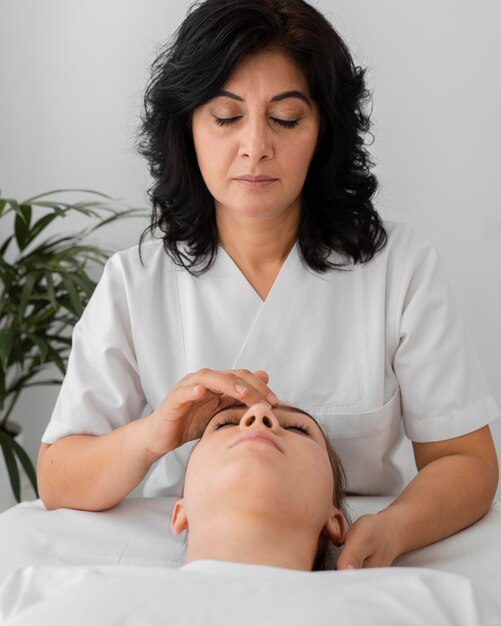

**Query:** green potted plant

left=0, top=189, right=146, bottom=504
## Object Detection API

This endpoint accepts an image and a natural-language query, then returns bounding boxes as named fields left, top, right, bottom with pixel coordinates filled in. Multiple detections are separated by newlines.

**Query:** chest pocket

left=313, top=390, right=404, bottom=496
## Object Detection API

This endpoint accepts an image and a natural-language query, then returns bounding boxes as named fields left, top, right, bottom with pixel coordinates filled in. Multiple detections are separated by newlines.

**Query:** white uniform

left=41, top=221, right=499, bottom=495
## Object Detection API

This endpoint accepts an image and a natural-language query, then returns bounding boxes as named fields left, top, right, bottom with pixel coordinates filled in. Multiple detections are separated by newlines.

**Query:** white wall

left=1, top=0, right=500, bottom=498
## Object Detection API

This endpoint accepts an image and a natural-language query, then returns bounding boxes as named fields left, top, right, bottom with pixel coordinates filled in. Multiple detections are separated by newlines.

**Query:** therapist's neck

left=185, top=511, right=317, bottom=571
left=216, top=200, right=299, bottom=273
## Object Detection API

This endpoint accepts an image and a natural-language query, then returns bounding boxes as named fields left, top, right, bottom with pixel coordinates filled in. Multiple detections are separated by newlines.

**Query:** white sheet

left=1, top=561, right=499, bottom=626
left=0, top=496, right=500, bottom=624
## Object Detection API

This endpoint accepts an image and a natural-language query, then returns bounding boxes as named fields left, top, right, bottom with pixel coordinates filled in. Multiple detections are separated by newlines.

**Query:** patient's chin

left=219, top=457, right=291, bottom=495
left=209, top=482, right=324, bottom=533
left=185, top=451, right=330, bottom=531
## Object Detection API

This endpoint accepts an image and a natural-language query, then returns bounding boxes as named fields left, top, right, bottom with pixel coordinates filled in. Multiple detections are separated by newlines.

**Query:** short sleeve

left=393, top=230, right=499, bottom=442
left=41, top=253, right=147, bottom=443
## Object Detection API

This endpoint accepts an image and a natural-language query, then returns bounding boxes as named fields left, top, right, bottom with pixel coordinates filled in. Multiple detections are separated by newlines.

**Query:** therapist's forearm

left=382, top=453, right=498, bottom=559
left=37, top=418, right=165, bottom=512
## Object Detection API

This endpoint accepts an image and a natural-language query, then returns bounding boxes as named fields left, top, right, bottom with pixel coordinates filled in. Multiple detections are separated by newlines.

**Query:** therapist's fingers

left=337, top=521, right=377, bottom=570
left=335, top=534, right=367, bottom=570
left=253, top=370, right=269, bottom=384
left=166, top=382, right=210, bottom=410
left=336, top=549, right=365, bottom=570
left=186, top=369, right=278, bottom=407
left=336, top=514, right=398, bottom=570
left=230, top=369, right=278, bottom=405
left=336, top=514, right=376, bottom=570
left=164, top=368, right=277, bottom=430
left=151, top=369, right=278, bottom=451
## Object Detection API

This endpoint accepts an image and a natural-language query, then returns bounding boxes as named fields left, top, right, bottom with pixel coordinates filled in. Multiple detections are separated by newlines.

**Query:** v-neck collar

left=217, top=241, right=299, bottom=305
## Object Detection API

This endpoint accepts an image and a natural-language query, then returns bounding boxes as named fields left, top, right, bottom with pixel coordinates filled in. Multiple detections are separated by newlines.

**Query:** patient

left=171, top=401, right=349, bottom=571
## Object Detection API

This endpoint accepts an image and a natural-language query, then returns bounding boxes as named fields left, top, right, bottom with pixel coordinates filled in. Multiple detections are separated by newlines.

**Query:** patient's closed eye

left=214, top=418, right=238, bottom=429
left=286, top=424, right=310, bottom=435
left=213, top=417, right=311, bottom=435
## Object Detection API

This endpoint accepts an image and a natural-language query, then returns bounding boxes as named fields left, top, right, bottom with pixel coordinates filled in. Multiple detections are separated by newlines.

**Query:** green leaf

left=25, top=303, right=58, bottom=328
left=0, top=430, right=21, bottom=502
left=24, top=378, right=64, bottom=387
left=44, top=270, right=57, bottom=307
left=46, top=344, right=66, bottom=376
left=64, top=270, right=96, bottom=298
left=14, top=203, right=33, bottom=251
left=5, top=198, right=20, bottom=213
left=7, top=431, right=39, bottom=497
left=23, top=235, right=87, bottom=260
left=25, top=333, right=49, bottom=364
left=0, top=329, right=15, bottom=371
left=60, top=272, right=85, bottom=316
left=0, top=369, right=5, bottom=410
left=88, top=207, right=147, bottom=233
left=0, top=234, right=14, bottom=256
left=0, top=199, right=7, bottom=216
left=18, top=271, right=38, bottom=320
left=25, top=212, right=59, bottom=247
left=28, top=201, right=65, bottom=217
left=23, top=189, right=113, bottom=204
left=45, top=335, right=72, bottom=347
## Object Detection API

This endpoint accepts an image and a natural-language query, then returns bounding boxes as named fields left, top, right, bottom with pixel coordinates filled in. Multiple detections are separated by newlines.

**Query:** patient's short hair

left=312, top=425, right=349, bottom=571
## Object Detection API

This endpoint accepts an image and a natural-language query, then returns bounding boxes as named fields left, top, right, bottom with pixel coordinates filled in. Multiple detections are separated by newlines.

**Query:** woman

left=37, top=0, right=499, bottom=570
left=173, top=400, right=349, bottom=571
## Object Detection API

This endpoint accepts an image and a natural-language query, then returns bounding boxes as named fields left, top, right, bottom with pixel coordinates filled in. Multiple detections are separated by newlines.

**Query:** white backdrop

left=1, top=0, right=500, bottom=498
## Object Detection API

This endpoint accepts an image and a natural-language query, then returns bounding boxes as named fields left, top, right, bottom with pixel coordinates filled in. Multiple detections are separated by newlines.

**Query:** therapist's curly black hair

left=137, top=0, right=387, bottom=274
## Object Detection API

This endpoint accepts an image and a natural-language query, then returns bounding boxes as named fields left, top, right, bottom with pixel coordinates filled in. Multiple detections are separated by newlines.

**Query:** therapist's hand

left=336, top=512, right=402, bottom=570
left=145, top=368, right=279, bottom=457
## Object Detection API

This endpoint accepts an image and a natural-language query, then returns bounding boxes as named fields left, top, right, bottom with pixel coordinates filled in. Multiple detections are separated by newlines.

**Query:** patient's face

left=180, top=402, right=336, bottom=535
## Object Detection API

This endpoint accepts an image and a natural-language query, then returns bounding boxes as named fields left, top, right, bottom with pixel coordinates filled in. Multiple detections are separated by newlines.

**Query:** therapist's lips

left=229, top=432, right=283, bottom=452
left=234, top=175, right=278, bottom=189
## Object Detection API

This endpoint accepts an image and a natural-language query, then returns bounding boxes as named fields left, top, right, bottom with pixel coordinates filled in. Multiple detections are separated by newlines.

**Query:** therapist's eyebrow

left=215, top=89, right=312, bottom=108
left=210, top=401, right=319, bottom=426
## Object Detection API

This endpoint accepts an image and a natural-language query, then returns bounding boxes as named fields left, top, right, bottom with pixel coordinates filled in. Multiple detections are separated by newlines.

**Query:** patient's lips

left=229, top=432, right=283, bottom=453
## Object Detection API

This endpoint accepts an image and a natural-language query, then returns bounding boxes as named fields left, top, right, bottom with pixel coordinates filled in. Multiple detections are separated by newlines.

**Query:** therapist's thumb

left=336, top=548, right=364, bottom=570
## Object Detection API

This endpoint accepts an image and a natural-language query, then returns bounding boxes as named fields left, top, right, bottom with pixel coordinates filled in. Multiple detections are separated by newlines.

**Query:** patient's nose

left=240, top=403, right=279, bottom=431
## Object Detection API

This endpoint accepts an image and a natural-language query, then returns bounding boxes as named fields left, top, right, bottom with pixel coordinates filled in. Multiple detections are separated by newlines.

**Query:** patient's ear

left=171, top=499, right=188, bottom=535
left=323, top=507, right=346, bottom=546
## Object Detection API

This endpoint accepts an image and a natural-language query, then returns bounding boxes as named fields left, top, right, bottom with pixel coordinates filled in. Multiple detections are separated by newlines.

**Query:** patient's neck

left=185, top=512, right=317, bottom=571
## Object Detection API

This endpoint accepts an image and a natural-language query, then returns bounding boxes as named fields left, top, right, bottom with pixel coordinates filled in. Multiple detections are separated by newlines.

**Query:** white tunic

left=41, top=221, right=499, bottom=496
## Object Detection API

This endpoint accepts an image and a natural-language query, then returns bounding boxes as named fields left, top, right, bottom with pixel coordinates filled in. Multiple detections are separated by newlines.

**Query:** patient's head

left=171, top=401, right=348, bottom=571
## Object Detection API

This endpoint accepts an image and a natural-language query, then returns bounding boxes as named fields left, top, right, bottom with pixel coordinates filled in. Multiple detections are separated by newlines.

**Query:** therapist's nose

left=239, top=403, right=280, bottom=431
